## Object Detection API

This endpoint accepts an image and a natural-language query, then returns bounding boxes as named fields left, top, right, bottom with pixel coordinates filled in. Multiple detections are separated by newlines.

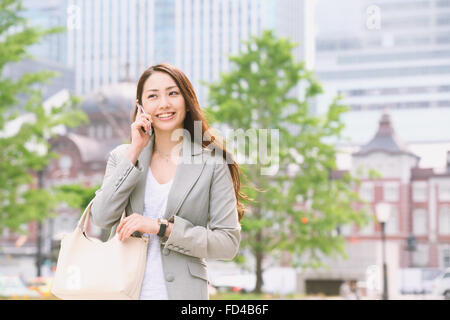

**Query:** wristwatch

left=157, top=218, right=169, bottom=237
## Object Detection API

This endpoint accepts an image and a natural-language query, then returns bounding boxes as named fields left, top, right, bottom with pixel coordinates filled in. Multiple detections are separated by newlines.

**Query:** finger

left=142, top=122, right=150, bottom=134
left=144, top=114, right=152, bottom=122
left=117, top=220, right=124, bottom=234
left=122, top=223, right=137, bottom=241
left=139, top=118, right=149, bottom=126
left=144, top=120, right=151, bottom=132
left=119, top=217, right=136, bottom=240
left=134, top=118, right=145, bottom=126
left=134, top=120, right=147, bottom=133
left=137, top=111, right=150, bottom=122
left=125, top=226, right=135, bottom=240
left=118, top=222, right=125, bottom=239
left=138, top=119, right=150, bottom=128
left=117, top=215, right=133, bottom=236
left=119, top=226, right=126, bottom=241
left=119, top=223, right=129, bottom=241
left=117, top=216, right=129, bottom=233
left=141, top=116, right=152, bottom=128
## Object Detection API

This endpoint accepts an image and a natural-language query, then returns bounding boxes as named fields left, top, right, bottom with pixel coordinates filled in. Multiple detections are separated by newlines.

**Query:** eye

left=170, top=91, right=179, bottom=96
left=148, top=94, right=156, bottom=99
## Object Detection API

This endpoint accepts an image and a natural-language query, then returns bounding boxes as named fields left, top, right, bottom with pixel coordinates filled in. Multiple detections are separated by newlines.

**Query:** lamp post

left=375, top=202, right=391, bottom=300
left=36, top=169, right=44, bottom=277
left=406, top=234, right=417, bottom=267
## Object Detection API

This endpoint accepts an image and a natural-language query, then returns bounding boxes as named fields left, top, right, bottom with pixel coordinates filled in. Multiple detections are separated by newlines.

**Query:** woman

left=90, top=63, right=250, bottom=300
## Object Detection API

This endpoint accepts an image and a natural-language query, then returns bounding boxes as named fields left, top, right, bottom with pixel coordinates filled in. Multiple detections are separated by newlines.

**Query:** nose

left=158, top=94, right=170, bottom=108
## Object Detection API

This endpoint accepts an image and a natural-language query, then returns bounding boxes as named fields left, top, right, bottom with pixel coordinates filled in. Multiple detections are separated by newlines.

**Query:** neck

left=153, top=128, right=183, bottom=155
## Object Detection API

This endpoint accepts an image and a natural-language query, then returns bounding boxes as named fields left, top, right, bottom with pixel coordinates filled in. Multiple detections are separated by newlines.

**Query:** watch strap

left=157, top=222, right=167, bottom=237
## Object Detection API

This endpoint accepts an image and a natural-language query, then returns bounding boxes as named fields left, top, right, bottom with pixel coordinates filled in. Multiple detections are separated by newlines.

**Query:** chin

left=154, top=122, right=185, bottom=133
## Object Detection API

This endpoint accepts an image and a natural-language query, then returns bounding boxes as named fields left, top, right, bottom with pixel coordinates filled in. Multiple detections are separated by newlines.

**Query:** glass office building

left=315, top=0, right=450, bottom=144
left=21, top=0, right=314, bottom=108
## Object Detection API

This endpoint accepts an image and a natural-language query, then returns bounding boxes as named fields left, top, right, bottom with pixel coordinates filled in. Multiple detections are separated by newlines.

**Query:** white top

left=139, top=167, right=173, bottom=300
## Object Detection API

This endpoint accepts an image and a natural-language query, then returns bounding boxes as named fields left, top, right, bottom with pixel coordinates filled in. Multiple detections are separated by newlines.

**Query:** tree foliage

left=0, top=0, right=88, bottom=234
left=203, top=30, right=370, bottom=292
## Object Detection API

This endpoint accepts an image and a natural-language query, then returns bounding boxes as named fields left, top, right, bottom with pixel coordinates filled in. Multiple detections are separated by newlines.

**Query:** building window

left=442, top=247, right=450, bottom=269
left=413, top=209, right=427, bottom=235
left=439, top=205, right=450, bottom=235
left=412, top=182, right=427, bottom=202
left=360, top=182, right=374, bottom=202
left=105, top=125, right=112, bottom=139
left=412, top=244, right=429, bottom=267
left=2, top=228, right=10, bottom=238
left=359, top=205, right=374, bottom=235
left=385, top=205, right=398, bottom=235
left=96, top=125, right=104, bottom=139
left=439, top=183, right=450, bottom=201
left=89, top=126, right=95, bottom=138
left=360, top=219, right=374, bottom=235
left=339, top=223, right=352, bottom=236
left=384, top=182, right=399, bottom=202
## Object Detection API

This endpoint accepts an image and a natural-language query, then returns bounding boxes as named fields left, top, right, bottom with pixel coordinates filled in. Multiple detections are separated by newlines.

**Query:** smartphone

left=137, top=104, right=152, bottom=136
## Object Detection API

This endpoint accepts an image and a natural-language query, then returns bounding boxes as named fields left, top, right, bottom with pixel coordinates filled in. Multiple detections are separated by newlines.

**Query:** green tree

left=0, top=0, right=88, bottom=234
left=203, top=30, right=370, bottom=293
left=52, top=183, right=113, bottom=241
left=52, top=184, right=100, bottom=213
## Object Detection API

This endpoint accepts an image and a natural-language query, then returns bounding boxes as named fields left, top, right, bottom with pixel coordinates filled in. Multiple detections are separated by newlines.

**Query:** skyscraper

left=21, top=0, right=68, bottom=65
left=22, top=0, right=314, bottom=108
left=315, top=0, right=450, bottom=144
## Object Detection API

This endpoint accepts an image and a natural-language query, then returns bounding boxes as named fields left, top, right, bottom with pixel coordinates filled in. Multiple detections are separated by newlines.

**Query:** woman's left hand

left=117, top=213, right=157, bottom=241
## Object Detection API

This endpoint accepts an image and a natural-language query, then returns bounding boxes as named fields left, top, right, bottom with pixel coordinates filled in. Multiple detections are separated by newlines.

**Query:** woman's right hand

left=130, top=103, right=153, bottom=152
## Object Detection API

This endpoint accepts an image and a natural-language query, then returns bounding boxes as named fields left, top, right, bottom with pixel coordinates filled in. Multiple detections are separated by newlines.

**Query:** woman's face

left=140, top=71, right=186, bottom=133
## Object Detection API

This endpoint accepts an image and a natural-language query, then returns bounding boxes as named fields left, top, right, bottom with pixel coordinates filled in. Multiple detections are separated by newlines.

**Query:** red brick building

left=0, top=82, right=136, bottom=278
left=297, top=113, right=450, bottom=297
left=348, top=113, right=450, bottom=269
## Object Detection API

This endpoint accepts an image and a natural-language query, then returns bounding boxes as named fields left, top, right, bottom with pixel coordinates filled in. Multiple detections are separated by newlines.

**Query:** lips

left=156, top=112, right=176, bottom=121
left=156, top=112, right=176, bottom=120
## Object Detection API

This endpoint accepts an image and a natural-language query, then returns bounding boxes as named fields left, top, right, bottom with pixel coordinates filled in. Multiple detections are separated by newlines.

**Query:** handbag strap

left=77, top=199, right=126, bottom=233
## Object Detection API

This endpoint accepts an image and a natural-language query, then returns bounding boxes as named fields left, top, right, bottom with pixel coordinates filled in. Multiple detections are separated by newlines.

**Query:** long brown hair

left=133, top=63, right=252, bottom=222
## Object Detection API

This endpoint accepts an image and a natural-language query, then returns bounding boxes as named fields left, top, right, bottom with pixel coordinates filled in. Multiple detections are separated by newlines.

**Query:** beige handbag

left=51, top=200, right=149, bottom=300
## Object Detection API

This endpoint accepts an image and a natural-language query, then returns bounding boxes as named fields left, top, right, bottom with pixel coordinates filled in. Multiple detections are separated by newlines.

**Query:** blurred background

left=1, top=0, right=450, bottom=300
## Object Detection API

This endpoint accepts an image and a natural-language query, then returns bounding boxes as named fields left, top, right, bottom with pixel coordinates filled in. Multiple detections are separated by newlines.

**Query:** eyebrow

left=145, top=86, right=178, bottom=92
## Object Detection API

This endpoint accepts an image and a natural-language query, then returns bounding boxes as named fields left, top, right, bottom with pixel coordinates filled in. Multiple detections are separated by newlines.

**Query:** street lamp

left=36, top=169, right=44, bottom=277
left=406, top=234, right=417, bottom=268
left=375, top=202, right=391, bottom=300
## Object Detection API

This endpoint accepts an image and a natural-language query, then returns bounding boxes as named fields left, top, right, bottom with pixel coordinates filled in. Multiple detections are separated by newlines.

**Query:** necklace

left=154, top=148, right=181, bottom=163
left=154, top=149, right=170, bottom=163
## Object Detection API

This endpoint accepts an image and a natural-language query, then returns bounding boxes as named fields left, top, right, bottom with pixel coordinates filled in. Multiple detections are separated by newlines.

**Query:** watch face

left=158, top=218, right=168, bottom=225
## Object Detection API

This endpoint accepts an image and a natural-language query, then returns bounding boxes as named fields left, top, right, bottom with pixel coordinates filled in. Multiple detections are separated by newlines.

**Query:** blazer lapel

left=163, top=129, right=206, bottom=219
left=130, top=129, right=206, bottom=220
left=163, top=152, right=206, bottom=220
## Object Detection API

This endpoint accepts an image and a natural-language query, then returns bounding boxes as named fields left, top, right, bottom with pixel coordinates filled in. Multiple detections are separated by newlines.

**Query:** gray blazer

left=90, top=129, right=241, bottom=300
